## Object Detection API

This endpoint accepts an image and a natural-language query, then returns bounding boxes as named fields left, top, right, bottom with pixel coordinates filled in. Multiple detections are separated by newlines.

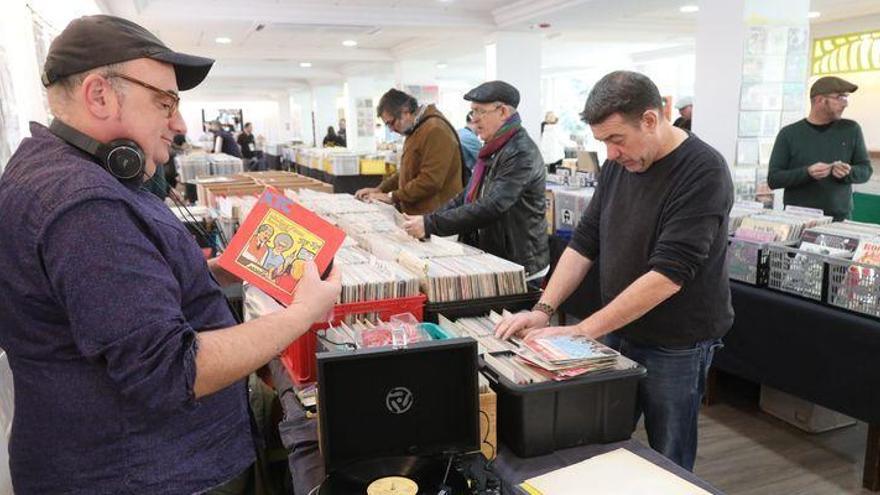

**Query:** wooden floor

left=632, top=375, right=873, bottom=495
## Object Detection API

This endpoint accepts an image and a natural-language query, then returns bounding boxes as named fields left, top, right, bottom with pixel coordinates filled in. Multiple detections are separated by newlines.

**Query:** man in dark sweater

left=768, top=76, right=872, bottom=220
left=496, top=71, right=734, bottom=471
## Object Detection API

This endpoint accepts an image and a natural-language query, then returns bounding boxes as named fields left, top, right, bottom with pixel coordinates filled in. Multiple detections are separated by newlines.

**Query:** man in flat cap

left=495, top=71, right=733, bottom=472
left=768, top=76, right=872, bottom=220
left=402, top=80, right=549, bottom=281
left=0, top=15, right=341, bottom=494
left=673, top=96, right=693, bottom=131
left=355, top=88, right=463, bottom=215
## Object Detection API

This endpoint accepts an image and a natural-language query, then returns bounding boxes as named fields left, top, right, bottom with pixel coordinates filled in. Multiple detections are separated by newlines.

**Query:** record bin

left=726, top=238, right=770, bottom=286
left=422, top=290, right=542, bottom=324
left=481, top=357, right=646, bottom=457
left=766, top=243, right=827, bottom=302
left=826, top=257, right=880, bottom=318
left=280, top=294, right=427, bottom=384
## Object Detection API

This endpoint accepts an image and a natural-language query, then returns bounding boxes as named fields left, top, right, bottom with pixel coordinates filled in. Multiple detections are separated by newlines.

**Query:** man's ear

left=80, top=73, right=120, bottom=120
left=641, top=109, right=660, bottom=132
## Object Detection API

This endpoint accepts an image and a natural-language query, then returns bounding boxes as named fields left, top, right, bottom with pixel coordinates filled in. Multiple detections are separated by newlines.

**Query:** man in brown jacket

left=355, top=89, right=463, bottom=215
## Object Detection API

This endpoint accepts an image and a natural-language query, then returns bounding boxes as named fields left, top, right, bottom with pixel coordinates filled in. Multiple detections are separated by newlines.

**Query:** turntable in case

left=316, top=339, right=481, bottom=495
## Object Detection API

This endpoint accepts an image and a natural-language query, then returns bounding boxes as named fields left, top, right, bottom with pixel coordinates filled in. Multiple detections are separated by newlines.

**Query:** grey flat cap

left=464, top=80, right=520, bottom=108
left=675, top=96, right=693, bottom=110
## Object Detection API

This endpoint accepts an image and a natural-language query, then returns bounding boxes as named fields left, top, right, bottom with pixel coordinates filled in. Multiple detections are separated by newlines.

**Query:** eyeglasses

left=107, top=73, right=180, bottom=118
left=468, top=104, right=503, bottom=120
left=825, top=93, right=849, bottom=102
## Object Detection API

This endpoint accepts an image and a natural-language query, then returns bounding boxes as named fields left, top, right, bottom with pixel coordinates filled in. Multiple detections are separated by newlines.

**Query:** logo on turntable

left=385, top=387, right=414, bottom=414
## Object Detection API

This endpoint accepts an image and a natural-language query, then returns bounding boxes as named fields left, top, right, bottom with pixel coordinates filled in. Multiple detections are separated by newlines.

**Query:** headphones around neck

left=49, top=118, right=146, bottom=182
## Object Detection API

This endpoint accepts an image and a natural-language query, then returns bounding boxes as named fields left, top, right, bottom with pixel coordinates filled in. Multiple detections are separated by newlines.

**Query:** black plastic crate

left=481, top=358, right=645, bottom=457
left=422, top=290, right=542, bottom=323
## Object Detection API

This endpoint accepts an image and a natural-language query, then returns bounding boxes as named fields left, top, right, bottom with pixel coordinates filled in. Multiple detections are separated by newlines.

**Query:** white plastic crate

left=327, top=153, right=360, bottom=176
left=760, top=385, right=855, bottom=433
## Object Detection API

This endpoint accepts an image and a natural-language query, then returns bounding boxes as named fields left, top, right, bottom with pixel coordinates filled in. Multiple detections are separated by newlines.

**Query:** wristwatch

left=532, top=301, right=555, bottom=318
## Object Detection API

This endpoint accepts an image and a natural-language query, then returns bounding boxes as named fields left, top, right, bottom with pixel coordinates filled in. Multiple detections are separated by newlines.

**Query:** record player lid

left=317, top=338, right=480, bottom=470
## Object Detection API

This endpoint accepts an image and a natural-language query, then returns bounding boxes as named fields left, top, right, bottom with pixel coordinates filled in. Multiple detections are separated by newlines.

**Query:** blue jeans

left=603, top=333, right=722, bottom=471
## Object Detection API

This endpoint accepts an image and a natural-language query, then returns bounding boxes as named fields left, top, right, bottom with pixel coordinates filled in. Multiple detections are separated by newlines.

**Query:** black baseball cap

left=464, top=80, right=520, bottom=108
left=42, top=15, right=214, bottom=91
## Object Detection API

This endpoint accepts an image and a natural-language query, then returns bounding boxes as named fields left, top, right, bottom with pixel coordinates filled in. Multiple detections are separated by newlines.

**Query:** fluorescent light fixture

left=679, top=5, right=699, bottom=13
left=808, top=11, right=821, bottom=19
left=436, top=63, right=448, bottom=69
left=214, top=37, right=232, bottom=44
left=299, top=62, right=312, bottom=68
left=342, top=39, right=358, bottom=47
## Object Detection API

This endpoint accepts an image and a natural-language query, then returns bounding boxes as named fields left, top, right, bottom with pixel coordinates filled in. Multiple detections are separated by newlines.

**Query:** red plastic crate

left=279, top=294, right=426, bottom=385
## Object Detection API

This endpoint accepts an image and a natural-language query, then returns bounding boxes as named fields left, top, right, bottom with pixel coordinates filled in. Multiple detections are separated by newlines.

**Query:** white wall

left=0, top=0, right=102, bottom=173
left=811, top=15, right=880, bottom=150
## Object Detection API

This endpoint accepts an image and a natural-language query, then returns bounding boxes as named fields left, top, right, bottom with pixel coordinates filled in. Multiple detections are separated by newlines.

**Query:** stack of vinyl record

left=339, top=260, right=420, bottom=304
left=420, top=254, right=527, bottom=302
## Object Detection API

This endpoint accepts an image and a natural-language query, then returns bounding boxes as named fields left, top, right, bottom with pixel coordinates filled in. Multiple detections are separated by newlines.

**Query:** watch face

left=366, top=476, right=418, bottom=495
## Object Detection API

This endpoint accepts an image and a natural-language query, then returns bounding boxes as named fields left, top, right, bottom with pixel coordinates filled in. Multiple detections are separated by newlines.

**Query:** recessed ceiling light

left=679, top=5, right=699, bottom=13
left=808, top=11, right=821, bottom=19
left=436, top=63, right=448, bottom=69
left=342, top=40, right=358, bottom=47
left=215, top=37, right=232, bottom=44
left=300, top=62, right=312, bottom=68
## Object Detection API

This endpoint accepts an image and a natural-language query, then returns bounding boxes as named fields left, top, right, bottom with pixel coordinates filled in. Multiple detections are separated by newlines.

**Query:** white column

left=311, top=84, right=342, bottom=148
left=694, top=0, right=810, bottom=203
left=276, top=92, right=294, bottom=142
left=485, top=32, right=542, bottom=141
left=693, top=0, right=747, bottom=166
left=343, top=76, right=379, bottom=153
left=287, top=89, right=310, bottom=143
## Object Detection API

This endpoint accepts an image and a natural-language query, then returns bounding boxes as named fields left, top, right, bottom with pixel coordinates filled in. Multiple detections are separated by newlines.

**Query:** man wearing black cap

left=0, top=15, right=341, bottom=494
left=768, top=76, right=872, bottom=220
left=401, top=80, right=549, bottom=280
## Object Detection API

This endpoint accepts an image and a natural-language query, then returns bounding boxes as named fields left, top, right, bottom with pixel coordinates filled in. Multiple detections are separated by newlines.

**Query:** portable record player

left=316, top=338, right=480, bottom=495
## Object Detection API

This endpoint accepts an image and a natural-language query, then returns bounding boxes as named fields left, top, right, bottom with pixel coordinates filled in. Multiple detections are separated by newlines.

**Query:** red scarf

left=466, top=113, right=522, bottom=203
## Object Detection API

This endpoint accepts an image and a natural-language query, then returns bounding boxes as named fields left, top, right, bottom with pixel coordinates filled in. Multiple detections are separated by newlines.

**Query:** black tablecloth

left=268, top=360, right=723, bottom=495
left=714, top=282, right=880, bottom=423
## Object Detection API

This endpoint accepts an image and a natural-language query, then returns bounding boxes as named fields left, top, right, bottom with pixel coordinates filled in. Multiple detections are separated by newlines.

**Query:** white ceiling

left=96, top=0, right=880, bottom=99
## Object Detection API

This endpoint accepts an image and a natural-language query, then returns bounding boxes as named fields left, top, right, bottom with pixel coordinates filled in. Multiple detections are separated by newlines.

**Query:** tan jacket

left=379, top=105, right=463, bottom=215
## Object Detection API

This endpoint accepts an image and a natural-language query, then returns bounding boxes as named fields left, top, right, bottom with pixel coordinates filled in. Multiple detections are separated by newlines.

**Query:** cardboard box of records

left=544, top=190, right=555, bottom=235
left=479, top=383, right=497, bottom=460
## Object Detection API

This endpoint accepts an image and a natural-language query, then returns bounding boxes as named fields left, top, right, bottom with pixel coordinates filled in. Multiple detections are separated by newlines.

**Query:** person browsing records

left=354, top=88, right=463, bottom=215
left=0, top=15, right=341, bottom=494
left=768, top=76, right=872, bottom=220
left=494, top=71, right=733, bottom=471
left=401, top=81, right=549, bottom=281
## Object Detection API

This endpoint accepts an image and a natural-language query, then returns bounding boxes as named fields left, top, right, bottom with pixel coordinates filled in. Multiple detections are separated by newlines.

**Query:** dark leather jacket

left=424, top=127, right=549, bottom=276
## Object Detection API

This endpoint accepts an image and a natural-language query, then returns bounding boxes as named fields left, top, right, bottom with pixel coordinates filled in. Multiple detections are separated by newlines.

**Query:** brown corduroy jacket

left=379, top=105, right=463, bottom=215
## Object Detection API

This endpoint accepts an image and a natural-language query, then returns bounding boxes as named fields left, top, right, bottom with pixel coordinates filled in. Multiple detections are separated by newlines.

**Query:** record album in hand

left=218, top=187, right=346, bottom=305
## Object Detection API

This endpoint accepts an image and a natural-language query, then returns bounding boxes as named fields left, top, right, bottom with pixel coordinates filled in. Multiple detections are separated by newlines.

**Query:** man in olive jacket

left=402, top=81, right=549, bottom=280
left=355, top=89, right=463, bottom=215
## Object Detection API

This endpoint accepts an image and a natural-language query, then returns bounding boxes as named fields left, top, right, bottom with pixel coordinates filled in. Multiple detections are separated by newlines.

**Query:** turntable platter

left=366, top=476, right=419, bottom=495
